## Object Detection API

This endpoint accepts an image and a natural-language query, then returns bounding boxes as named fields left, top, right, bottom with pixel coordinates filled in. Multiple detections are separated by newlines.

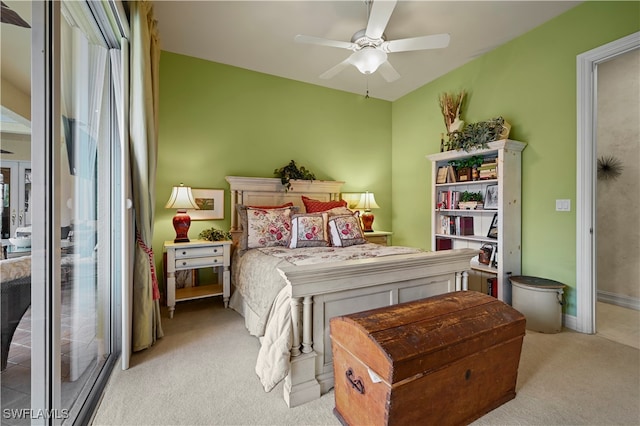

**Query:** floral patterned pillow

left=328, top=214, right=367, bottom=247
left=243, top=207, right=294, bottom=249
left=289, top=213, right=330, bottom=248
left=237, top=204, right=299, bottom=250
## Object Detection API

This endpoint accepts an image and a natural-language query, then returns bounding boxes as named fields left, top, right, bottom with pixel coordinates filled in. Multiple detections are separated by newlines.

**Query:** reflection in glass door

left=59, top=4, right=113, bottom=418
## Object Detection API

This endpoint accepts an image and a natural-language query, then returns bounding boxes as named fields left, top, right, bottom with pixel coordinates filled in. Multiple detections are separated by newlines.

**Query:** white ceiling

left=0, top=0, right=582, bottom=108
left=154, top=0, right=582, bottom=101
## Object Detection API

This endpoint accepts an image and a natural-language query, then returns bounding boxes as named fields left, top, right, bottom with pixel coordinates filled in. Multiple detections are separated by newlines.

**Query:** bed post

left=285, top=295, right=320, bottom=407
left=290, top=298, right=301, bottom=356
left=455, top=270, right=469, bottom=291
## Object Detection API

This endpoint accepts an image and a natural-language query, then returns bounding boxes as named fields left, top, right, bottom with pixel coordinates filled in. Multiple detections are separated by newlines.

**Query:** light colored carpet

left=92, top=298, right=640, bottom=426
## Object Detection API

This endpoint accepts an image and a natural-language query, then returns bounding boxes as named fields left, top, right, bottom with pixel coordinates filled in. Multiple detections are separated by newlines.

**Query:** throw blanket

left=238, top=243, right=423, bottom=391
left=0, top=256, right=31, bottom=282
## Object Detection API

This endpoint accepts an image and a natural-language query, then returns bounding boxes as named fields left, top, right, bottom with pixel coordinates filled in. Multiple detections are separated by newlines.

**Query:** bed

left=225, top=176, right=476, bottom=407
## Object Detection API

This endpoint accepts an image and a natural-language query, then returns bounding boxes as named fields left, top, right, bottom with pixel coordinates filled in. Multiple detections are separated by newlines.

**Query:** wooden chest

left=330, top=291, right=526, bottom=426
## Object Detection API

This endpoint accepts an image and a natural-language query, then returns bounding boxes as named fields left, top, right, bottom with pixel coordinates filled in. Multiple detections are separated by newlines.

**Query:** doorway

left=594, top=48, right=640, bottom=349
left=576, top=31, right=640, bottom=335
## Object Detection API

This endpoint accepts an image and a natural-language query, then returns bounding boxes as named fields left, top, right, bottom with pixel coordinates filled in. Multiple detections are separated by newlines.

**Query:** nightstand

left=163, top=239, right=232, bottom=318
left=364, top=230, right=392, bottom=246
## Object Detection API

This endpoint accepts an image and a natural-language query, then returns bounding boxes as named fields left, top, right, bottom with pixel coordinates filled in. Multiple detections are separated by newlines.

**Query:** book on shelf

left=439, top=215, right=474, bottom=236
left=447, top=165, right=457, bottom=183
left=459, top=216, right=474, bottom=236
left=437, top=190, right=461, bottom=210
left=436, top=167, right=448, bottom=184
left=440, top=215, right=450, bottom=234
left=487, top=277, right=498, bottom=298
left=479, top=162, right=498, bottom=180
left=435, top=237, right=452, bottom=251
left=482, top=155, right=498, bottom=164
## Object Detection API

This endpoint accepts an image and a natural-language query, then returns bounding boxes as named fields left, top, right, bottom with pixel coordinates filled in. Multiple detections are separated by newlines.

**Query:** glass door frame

left=31, top=1, right=124, bottom=423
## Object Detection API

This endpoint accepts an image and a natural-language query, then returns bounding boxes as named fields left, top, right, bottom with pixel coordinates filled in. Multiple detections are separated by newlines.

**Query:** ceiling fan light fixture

left=351, top=48, right=387, bottom=74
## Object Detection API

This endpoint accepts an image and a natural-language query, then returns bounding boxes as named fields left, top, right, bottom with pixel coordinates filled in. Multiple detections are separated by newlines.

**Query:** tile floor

left=1, top=280, right=101, bottom=425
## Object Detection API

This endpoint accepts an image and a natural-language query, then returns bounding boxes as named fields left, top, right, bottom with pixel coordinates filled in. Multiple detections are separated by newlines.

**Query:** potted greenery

left=199, top=227, right=232, bottom=242
left=274, top=160, right=316, bottom=191
left=458, top=191, right=484, bottom=210
left=449, top=117, right=510, bottom=152
left=448, top=156, right=483, bottom=182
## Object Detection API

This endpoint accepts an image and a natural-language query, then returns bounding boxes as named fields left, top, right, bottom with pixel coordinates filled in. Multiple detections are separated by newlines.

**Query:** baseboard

left=563, top=313, right=578, bottom=331
left=597, top=291, right=640, bottom=311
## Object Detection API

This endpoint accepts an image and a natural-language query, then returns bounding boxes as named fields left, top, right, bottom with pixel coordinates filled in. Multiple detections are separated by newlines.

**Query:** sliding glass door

left=28, top=1, right=126, bottom=423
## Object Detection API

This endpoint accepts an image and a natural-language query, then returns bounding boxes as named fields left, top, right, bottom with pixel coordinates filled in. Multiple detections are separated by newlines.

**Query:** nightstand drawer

left=175, top=256, right=224, bottom=269
left=174, top=245, right=224, bottom=259
left=365, top=235, right=388, bottom=245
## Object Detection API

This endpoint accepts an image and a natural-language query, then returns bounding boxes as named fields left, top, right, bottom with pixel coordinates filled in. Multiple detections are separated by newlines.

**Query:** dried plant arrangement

left=439, top=91, right=466, bottom=134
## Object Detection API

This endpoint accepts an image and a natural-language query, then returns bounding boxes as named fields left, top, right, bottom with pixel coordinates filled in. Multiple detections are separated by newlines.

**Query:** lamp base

left=173, top=210, right=192, bottom=243
left=361, top=211, right=375, bottom=233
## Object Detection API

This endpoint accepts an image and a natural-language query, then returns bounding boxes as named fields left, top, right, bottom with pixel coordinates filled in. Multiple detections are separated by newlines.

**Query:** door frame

left=576, top=31, right=640, bottom=334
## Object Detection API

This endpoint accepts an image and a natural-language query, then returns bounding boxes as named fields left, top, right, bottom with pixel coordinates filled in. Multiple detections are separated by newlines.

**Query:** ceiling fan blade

left=1, top=1, right=30, bottom=28
left=319, top=57, right=352, bottom=80
left=295, top=34, right=356, bottom=51
left=378, top=61, right=400, bottom=82
left=365, top=0, right=397, bottom=40
left=383, top=33, right=450, bottom=53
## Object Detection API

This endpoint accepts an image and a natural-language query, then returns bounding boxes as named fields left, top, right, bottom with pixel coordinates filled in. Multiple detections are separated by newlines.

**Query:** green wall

left=391, top=1, right=640, bottom=315
left=156, top=53, right=391, bottom=283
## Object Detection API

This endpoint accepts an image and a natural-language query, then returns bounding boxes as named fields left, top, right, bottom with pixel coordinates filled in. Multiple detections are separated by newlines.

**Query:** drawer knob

left=345, top=368, right=365, bottom=395
left=213, top=249, right=218, bottom=253
left=182, top=261, right=187, bottom=266
left=181, top=251, right=187, bottom=255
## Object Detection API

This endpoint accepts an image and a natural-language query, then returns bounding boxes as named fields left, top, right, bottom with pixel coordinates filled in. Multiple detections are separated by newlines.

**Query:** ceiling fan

left=1, top=1, right=30, bottom=28
left=295, top=0, right=450, bottom=82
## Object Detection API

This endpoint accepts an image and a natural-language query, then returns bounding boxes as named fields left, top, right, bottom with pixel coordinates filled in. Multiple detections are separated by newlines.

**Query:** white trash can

left=510, top=275, right=565, bottom=333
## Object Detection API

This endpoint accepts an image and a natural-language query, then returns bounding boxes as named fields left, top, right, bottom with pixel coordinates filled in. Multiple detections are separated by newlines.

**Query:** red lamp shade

left=355, top=191, right=380, bottom=233
left=165, top=184, right=199, bottom=243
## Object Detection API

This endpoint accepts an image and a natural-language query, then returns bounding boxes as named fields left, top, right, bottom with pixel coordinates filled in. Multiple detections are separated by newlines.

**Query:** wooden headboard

left=225, top=176, right=345, bottom=239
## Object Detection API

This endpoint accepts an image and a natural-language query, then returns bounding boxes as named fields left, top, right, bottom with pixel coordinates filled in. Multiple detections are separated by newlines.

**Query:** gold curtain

left=129, top=0, right=163, bottom=351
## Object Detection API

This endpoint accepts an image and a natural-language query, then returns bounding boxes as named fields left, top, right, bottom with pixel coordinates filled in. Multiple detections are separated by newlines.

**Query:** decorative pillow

left=325, top=206, right=355, bottom=217
left=237, top=205, right=298, bottom=250
left=301, top=195, right=347, bottom=213
left=248, top=202, right=294, bottom=209
left=289, top=213, right=330, bottom=248
left=328, top=214, right=367, bottom=247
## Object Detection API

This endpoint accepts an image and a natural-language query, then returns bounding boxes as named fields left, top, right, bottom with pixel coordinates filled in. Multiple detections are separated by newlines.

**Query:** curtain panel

left=129, top=0, right=163, bottom=351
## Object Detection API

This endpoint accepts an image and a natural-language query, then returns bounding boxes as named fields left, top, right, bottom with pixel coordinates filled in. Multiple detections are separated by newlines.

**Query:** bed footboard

left=277, top=248, right=477, bottom=407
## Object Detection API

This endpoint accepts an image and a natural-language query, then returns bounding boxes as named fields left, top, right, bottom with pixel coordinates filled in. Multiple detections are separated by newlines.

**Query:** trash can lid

left=509, top=275, right=566, bottom=289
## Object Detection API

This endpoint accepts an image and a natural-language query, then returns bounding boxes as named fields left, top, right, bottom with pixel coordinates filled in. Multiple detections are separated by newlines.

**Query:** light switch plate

left=556, top=199, right=571, bottom=211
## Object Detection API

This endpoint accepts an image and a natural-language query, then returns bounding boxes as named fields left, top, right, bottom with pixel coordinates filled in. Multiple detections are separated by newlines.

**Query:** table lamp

left=355, top=191, right=380, bottom=232
left=165, top=183, right=199, bottom=243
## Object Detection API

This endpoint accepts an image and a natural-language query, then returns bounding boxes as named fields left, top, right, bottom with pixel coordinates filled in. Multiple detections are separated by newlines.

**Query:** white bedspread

left=232, top=243, right=423, bottom=391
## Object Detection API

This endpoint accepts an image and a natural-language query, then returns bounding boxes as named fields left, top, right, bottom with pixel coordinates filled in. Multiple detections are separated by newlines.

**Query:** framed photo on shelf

left=484, top=184, right=499, bottom=209
left=487, top=213, right=498, bottom=239
left=189, top=189, right=224, bottom=220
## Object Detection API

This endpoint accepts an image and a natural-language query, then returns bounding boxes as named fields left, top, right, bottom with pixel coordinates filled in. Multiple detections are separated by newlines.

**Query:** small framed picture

left=487, top=213, right=498, bottom=239
left=189, top=189, right=224, bottom=220
left=484, top=184, right=499, bottom=209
